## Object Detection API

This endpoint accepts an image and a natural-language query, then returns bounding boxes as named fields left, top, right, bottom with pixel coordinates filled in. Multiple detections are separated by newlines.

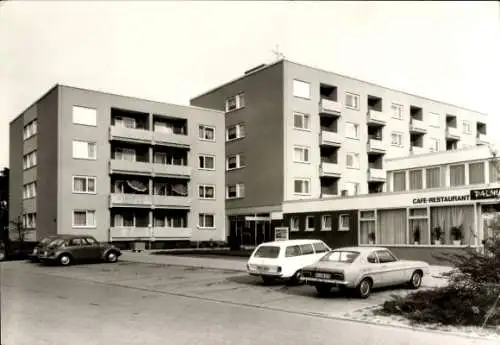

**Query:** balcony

left=368, top=168, right=386, bottom=182
left=110, top=159, right=153, bottom=175
left=320, top=162, right=342, bottom=177
left=152, top=131, right=191, bottom=148
left=110, top=193, right=153, bottom=207
left=319, top=130, right=342, bottom=147
left=367, top=139, right=386, bottom=153
left=319, top=98, right=342, bottom=116
left=110, top=226, right=151, bottom=239
left=366, top=109, right=386, bottom=125
left=153, top=195, right=192, bottom=209
left=446, top=127, right=460, bottom=140
left=409, top=119, right=427, bottom=133
left=152, top=227, right=192, bottom=239
left=410, top=146, right=426, bottom=155
left=152, top=163, right=192, bottom=178
left=110, top=126, right=152, bottom=143
left=477, top=133, right=488, bottom=145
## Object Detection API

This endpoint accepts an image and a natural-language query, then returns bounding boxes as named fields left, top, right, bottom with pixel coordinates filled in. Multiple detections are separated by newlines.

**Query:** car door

left=299, top=243, right=317, bottom=267
left=365, top=251, right=385, bottom=287
left=375, top=250, right=402, bottom=286
left=67, top=238, right=85, bottom=260
left=82, top=237, right=102, bottom=260
left=283, top=245, right=302, bottom=276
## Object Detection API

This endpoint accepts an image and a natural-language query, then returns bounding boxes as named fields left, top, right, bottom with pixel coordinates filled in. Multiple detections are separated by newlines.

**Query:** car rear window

left=321, top=251, right=360, bottom=263
left=253, top=246, right=280, bottom=258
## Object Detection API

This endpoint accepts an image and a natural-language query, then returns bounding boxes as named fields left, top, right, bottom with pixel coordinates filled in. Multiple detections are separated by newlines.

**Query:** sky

left=0, top=1, right=499, bottom=169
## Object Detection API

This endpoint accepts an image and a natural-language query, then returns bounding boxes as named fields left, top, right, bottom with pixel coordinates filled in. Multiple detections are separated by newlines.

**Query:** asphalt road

left=0, top=260, right=497, bottom=345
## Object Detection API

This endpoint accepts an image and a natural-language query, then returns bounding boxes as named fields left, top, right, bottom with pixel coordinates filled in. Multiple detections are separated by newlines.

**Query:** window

left=339, top=214, right=350, bottom=231
left=346, top=152, right=360, bottom=169
left=426, top=167, right=441, bottom=188
left=392, top=171, right=406, bottom=192
left=23, top=120, right=38, bottom=140
left=72, top=140, right=97, bottom=159
left=345, top=122, right=359, bottom=139
left=375, top=250, right=397, bottom=263
left=305, top=216, right=315, bottom=231
left=292, top=79, right=310, bottom=99
left=285, top=245, right=301, bottom=257
left=489, top=160, right=500, bottom=183
left=290, top=216, right=299, bottom=232
left=226, top=123, right=246, bottom=141
left=226, top=153, right=246, bottom=170
left=300, top=244, right=314, bottom=254
left=430, top=138, right=440, bottom=152
left=463, top=121, right=472, bottom=134
left=198, top=185, right=215, bottom=199
left=313, top=242, right=329, bottom=253
left=293, top=146, right=310, bottom=163
left=225, top=93, right=245, bottom=112
left=114, top=116, right=136, bottom=129
left=23, top=213, right=37, bottom=229
left=294, top=179, right=310, bottom=194
left=73, top=210, right=96, bottom=227
left=198, top=125, right=215, bottom=141
left=72, top=106, right=97, bottom=126
left=409, top=169, right=423, bottom=190
left=469, top=162, right=485, bottom=185
left=342, top=182, right=358, bottom=196
left=72, top=176, right=96, bottom=194
left=321, top=215, right=332, bottom=231
left=391, top=132, right=403, bottom=147
left=198, top=213, right=215, bottom=229
left=293, top=112, right=310, bottom=130
left=429, top=112, right=440, bottom=127
left=391, top=103, right=403, bottom=120
left=198, top=154, right=215, bottom=170
left=226, top=183, right=245, bottom=199
left=23, top=151, right=37, bottom=170
left=360, top=210, right=376, bottom=220
left=450, top=164, right=466, bottom=186
left=345, top=92, right=360, bottom=110
left=115, top=148, right=136, bottom=161
left=23, top=182, right=36, bottom=199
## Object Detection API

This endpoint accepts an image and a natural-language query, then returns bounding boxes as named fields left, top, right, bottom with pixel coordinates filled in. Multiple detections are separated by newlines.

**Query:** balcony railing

left=319, top=130, right=342, bottom=147
left=110, top=159, right=153, bottom=175
left=110, top=193, right=153, bottom=207
left=477, top=133, right=488, bottom=144
left=152, top=131, right=191, bottom=147
left=110, top=226, right=151, bottom=239
left=152, top=227, right=192, bottom=239
left=320, top=162, right=342, bottom=177
left=319, top=98, right=342, bottom=116
left=410, top=145, right=425, bottom=155
left=368, top=168, right=386, bottom=181
left=153, top=195, right=192, bottom=208
left=446, top=126, right=460, bottom=139
left=152, top=163, right=192, bottom=178
left=367, top=139, right=386, bottom=153
left=409, top=119, right=427, bottom=133
left=110, top=126, right=152, bottom=143
left=366, top=109, right=386, bottom=125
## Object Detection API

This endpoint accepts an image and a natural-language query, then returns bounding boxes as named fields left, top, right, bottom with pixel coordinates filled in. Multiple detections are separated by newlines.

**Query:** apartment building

left=281, top=145, right=500, bottom=264
left=190, top=59, right=489, bottom=248
left=9, top=85, right=225, bottom=248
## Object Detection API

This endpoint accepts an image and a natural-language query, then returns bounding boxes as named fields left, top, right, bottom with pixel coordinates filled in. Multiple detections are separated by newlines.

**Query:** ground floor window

left=409, top=207, right=429, bottom=245
left=430, top=205, right=474, bottom=245
left=359, top=210, right=376, bottom=244
left=377, top=209, right=407, bottom=245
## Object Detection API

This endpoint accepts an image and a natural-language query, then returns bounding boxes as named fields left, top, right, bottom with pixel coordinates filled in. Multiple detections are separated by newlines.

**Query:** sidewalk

left=120, top=250, right=453, bottom=287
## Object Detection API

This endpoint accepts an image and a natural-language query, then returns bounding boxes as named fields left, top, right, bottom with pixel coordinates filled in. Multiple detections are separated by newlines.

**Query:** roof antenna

left=271, top=44, right=285, bottom=61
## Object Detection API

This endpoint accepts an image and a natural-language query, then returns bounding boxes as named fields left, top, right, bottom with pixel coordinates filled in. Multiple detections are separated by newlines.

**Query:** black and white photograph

left=0, top=1, right=499, bottom=344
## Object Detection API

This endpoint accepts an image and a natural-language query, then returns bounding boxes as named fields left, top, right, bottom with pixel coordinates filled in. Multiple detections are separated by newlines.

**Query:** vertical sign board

left=274, top=227, right=289, bottom=241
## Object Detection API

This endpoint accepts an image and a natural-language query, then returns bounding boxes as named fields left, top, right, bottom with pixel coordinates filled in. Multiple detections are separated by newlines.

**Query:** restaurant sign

left=470, top=188, right=500, bottom=200
left=412, top=194, right=470, bottom=205
left=274, top=227, right=289, bottom=241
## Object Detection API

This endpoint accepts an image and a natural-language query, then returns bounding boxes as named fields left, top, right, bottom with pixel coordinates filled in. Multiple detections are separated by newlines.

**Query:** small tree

left=9, top=214, right=33, bottom=253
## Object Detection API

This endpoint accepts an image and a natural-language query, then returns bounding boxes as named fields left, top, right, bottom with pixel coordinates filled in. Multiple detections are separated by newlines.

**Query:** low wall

left=386, top=246, right=474, bottom=265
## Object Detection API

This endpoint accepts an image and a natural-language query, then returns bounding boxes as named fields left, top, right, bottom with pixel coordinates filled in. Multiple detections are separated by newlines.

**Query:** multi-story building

left=190, top=59, right=489, bottom=248
left=9, top=84, right=225, bottom=248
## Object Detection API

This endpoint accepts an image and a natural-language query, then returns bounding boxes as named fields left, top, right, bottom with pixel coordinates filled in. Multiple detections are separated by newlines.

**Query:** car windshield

left=253, top=246, right=280, bottom=258
left=320, top=251, right=360, bottom=263
left=39, top=237, right=54, bottom=245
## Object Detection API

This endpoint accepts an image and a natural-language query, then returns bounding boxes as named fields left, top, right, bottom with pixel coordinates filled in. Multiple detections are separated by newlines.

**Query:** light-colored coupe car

left=300, top=246, right=430, bottom=298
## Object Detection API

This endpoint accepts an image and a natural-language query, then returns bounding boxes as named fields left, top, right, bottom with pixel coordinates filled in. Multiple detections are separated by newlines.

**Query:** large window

left=377, top=209, right=407, bottom=245
left=293, top=79, right=310, bottom=99
left=450, top=164, right=465, bottom=186
left=294, top=179, right=310, bottom=194
left=345, top=92, right=360, bottom=110
left=293, top=112, right=310, bottom=130
left=72, top=106, right=97, bottom=126
left=426, top=167, right=441, bottom=188
left=293, top=146, right=310, bottom=163
left=345, top=122, right=359, bottom=139
left=392, top=171, right=406, bottom=192
left=72, top=140, right=97, bottom=160
left=409, top=207, right=429, bottom=245
left=359, top=210, right=376, bottom=245
left=73, top=210, right=96, bottom=228
left=409, top=169, right=423, bottom=190
left=469, top=162, right=485, bottom=185
left=430, top=206, right=474, bottom=245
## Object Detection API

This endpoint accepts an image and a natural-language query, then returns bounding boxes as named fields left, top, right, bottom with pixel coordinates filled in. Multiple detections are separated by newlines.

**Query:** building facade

left=190, top=59, right=489, bottom=248
left=9, top=85, right=226, bottom=248
left=282, top=146, right=500, bottom=264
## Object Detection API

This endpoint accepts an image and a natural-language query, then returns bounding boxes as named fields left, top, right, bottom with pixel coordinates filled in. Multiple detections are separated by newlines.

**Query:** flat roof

left=191, top=58, right=487, bottom=116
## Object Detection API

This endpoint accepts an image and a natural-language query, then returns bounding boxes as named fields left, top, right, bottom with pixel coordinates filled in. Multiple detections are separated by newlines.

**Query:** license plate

left=315, top=273, right=330, bottom=279
left=258, top=266, right=269, bottom=272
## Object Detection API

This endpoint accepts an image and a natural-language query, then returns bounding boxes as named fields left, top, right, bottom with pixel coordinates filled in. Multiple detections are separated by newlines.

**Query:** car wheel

left=261, top=276, right=275, bottom=284
left=106, top=251, right=119, bottom=263
left=287, top=270, right=303, bottom=285
left=409, top=270, right=423, bottom=289
left=59, top=254, right=72, bottom=266
left=315, top=283, right=332, bottom=296
left=356, top=278, right=372, bottom=298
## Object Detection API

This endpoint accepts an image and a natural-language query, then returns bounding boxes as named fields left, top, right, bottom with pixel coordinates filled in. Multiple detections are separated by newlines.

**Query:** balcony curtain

left=430, top=206, right=474, bottom=245
left=126, top=180, right=148, bottom=193
left=360, top=220, right=375, bottom=244
left=469, top=162, right=485, bottom=184
left=154, top=152, right=167, bottom=164
left=409, top=218, right=429, bottom=244
left=393, top=172, right=406, bottom=192
left=172, top=184, right=188, bottom=196
left=377, top=209, right=407, bottom=244
left=426, top=167, right=441, bottom=188
left=450, top=165, right=465, bottom=186
left=154, top=217, right=165, bottom=227
left=409, top=170, right=423, bottom=190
